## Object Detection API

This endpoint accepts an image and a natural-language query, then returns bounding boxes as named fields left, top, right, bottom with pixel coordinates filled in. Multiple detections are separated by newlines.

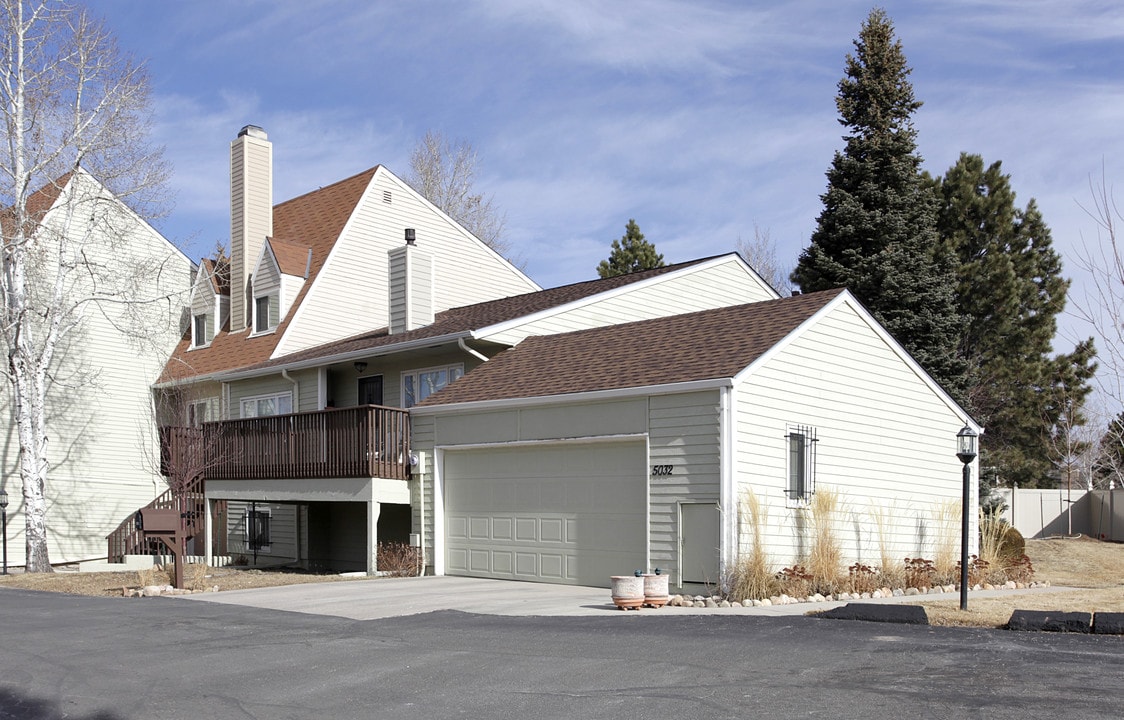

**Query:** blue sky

left=96, top=1, right=1123, bottom=365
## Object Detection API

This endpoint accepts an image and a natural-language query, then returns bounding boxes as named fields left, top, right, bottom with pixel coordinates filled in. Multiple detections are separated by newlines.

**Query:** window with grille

left=785, top=425, right=817, bottom=503
left=245, top=508, right=271, bottom=552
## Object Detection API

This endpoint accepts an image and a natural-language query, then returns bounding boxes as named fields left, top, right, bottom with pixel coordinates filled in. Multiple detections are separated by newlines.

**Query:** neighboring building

left=124, top=124, right=980, bottom=590
left=0, top=170, right=195, bottom=568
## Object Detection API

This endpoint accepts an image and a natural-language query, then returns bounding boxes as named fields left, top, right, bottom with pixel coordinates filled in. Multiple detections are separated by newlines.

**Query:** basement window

left=785, top=425, right=817, bottom=505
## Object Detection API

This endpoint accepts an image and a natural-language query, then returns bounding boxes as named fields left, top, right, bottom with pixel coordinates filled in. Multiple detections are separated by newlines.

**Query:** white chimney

left=388, top=229, right=434, bottom=335
left=230, top=125, right=273, bottom=332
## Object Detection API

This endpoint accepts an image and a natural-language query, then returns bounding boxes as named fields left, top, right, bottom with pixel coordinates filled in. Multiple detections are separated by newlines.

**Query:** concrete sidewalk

left=181, top=574, right=1082, bottom=620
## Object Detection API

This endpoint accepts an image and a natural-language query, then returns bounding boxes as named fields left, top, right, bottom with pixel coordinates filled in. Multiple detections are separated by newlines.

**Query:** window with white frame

left=402, top=364, right=464, bottom=408
left=186, top=399, right=215, bottom=428
left=785, top=425, right=817, bottom=504
left=192, top=313, right=210, bottom=348
left=253, top=294, right=279, bottom=334
left=240, top=392, right=293, bottom=418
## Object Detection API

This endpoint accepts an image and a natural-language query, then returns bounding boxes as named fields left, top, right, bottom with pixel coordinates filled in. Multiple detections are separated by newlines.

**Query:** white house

left=0, top=170, right=194, bottom=568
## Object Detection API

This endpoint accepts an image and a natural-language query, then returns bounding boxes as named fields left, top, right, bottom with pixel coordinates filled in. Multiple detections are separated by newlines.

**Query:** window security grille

left=785, top=425, right=818, bottom=501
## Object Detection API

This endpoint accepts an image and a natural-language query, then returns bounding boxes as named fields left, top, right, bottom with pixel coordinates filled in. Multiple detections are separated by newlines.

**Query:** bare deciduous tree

left=736, top=224, right=792, bottom=295
left=406, top=130, right=516, bottom=263
left=0, top=1, right=174, bottom=571
left=1076, top=170, right=1124, bottom=407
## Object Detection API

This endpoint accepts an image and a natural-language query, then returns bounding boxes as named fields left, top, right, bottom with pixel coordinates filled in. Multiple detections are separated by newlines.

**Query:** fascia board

left=409, top=377, right=732, bottom=416
left=473, top=253, right=749, bottom=340
left=215, top=330, right=476, bottom=381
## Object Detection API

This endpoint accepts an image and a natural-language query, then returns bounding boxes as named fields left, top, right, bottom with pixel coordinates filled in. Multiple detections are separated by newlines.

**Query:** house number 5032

left=651, top=465, right=674, bottom=476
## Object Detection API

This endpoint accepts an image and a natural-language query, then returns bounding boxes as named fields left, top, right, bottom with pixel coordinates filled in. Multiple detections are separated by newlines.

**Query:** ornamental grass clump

left=728, top=490, right=779, bottom=601
left=870, top=501, right=906, bottom=588
left=806, top=488, right=844, bottom=594
left=931, top=500, right=961, bottom=584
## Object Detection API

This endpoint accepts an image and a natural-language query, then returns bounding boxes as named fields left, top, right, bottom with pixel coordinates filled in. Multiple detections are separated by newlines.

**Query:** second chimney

left=388, top=229, right=433, bottom=335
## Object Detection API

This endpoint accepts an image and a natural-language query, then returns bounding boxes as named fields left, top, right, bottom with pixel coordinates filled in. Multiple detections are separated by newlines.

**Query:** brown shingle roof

left=224, top=256, right=723, bottom=375
left=200, top=257, right=231, bottom=296
left=415, top=289, right=844, bottom=407
left=267, top=237, right=311, bottom=277
left=1, top=172, right=73, bottom=237
left=159, top=167, right=378, bottom=382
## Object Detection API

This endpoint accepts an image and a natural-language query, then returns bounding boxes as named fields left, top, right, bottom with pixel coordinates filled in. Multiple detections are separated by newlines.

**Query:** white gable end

left=273, top=167, right=539, bottom=357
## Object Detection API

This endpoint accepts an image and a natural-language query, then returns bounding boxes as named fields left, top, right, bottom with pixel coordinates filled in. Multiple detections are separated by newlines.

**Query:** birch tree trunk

left=0, top=0, right=170, bottom=571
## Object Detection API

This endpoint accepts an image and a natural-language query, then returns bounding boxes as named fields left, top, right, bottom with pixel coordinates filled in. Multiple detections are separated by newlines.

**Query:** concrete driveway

left=181, top=574, right=1079, bottom=620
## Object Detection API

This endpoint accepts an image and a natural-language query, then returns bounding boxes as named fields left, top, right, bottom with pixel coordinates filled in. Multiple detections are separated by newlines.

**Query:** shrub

left=903, top=557, right=935, bottom=589
left=777, top=565, right=813, bottom=598
left=377, top=542, right=421, bottom=577
left=847, top=563, right=880, bottom=594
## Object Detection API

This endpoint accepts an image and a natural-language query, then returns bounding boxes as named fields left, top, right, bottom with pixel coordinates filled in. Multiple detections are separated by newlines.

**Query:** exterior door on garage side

left=444, top=441, right=647, bottom=587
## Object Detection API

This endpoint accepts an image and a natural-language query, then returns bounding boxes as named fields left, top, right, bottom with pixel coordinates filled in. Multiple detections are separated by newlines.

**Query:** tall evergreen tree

left=597, top=219, right=664, bottom=278
left=791, top=8, right=965, bottom=397
left=931, top=153, right=1097, bottom=487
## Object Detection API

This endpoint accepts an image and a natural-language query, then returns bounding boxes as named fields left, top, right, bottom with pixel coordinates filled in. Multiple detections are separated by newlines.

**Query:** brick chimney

left=230, top=125, right=273, bottom=332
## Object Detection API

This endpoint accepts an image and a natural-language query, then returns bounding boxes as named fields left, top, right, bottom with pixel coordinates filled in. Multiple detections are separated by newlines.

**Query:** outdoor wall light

left=354, top=361, right=368, bottom=374
left=956, top=424, right=978, bottom=610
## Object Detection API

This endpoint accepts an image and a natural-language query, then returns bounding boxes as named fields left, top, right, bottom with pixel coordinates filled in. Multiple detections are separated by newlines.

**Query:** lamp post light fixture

left=0, top=488, right=8, bottom=575
left=956, top=424, right=978, bottom=611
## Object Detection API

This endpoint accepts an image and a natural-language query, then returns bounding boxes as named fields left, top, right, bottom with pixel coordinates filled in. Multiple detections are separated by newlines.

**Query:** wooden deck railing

left=161, top=404, right=411, bottom=482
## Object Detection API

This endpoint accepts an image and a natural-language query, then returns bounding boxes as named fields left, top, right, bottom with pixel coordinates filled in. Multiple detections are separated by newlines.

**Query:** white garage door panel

left=444, top=442, right=647, bottom=587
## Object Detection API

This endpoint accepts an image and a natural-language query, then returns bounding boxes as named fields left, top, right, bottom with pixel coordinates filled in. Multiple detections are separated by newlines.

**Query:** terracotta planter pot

left=643, top=573, right=670, bottom=608
left=610, top=575, right=645, bottom=610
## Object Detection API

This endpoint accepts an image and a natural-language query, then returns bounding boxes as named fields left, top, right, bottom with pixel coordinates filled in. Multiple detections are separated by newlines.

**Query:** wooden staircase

left=105, top=473, right=225, bottom=563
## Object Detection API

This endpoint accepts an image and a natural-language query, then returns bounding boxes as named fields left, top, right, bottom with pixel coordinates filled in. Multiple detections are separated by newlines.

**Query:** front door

left=358, top=375, right=383, bottom=406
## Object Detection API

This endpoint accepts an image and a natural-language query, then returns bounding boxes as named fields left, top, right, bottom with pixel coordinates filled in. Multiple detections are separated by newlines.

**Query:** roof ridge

left=272, top=166, right=380, bottom=210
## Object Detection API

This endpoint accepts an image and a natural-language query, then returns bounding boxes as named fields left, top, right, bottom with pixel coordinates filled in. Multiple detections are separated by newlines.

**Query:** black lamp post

left=0, top=489, right=8, bottom=575
left=956, top=425, right=978, bottom=610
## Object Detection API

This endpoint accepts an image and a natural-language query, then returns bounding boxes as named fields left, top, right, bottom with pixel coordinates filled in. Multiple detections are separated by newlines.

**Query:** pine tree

left=931, top=153, right=1097, bottom=487
left=791, top=8, right=965, bottom=398
left=597, top=219, right=664, bottom=278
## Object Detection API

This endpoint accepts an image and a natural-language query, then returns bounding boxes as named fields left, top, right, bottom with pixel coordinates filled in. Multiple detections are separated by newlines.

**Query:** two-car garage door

left=444, top=441, right=647, bottom=587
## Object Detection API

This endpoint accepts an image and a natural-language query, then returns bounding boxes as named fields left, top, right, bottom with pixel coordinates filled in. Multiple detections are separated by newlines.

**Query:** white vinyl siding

left=273, top=168, right=538, bottom=356
left=482, top=258, right=776, bottom=345
left=733, top=301, right=972, bottom=568
left=0, top=171, right=194, bottom=567
left=648, top=391, right=722, bottom=583
left=225, top=502, right=299, bottom=564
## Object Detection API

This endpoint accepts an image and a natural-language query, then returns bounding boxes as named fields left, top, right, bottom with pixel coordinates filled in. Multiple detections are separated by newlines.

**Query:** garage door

left=444, top=441, right=647, bottom=587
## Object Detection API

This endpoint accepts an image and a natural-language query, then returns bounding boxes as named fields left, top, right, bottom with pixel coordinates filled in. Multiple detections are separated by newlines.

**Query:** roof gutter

left=212, top=330, right=478, bottom=382
left=458, top=337, right=489, bottom=364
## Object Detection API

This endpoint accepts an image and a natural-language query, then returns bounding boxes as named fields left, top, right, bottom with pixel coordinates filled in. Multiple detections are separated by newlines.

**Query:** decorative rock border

left=124, top=584, right=221, bottom=597
left=666, top=580, right=1051, bottom=609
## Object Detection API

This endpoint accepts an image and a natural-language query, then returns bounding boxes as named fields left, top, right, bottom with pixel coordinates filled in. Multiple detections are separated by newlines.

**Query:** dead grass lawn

left=917, top=536, right=1124, bottom=627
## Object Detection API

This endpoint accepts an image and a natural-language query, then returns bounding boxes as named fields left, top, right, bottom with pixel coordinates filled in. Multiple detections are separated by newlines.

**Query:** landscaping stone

left=819, top=603, right=929, bottom=625
left=1093, top=613, right=1124, bottom=635
left=892, top=588, right=904, bottom=597
left=705, top=598, right=719, bottom=608
left=860, top=592, right=871, bottom=600
left=760, top=598, right=772, bottom=606
left=904, top=588, right=919, bottom=596
left=1007, top=610, right=1092, bottom=633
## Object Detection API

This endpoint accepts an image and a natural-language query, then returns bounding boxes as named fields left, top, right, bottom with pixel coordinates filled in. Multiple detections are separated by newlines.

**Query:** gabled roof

left=414, top=289, right=845, bottom=407
left=1, top=172, right=73, bottom=237
left=199, top=257, right=230, bottom=296
left=160, top=167, right=378, bottom=382
left=265, top=237, right=312, bottom=278
left=214, top=256, right=720, bottom=378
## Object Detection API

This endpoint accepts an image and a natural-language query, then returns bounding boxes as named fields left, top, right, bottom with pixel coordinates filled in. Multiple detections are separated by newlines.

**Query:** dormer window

left=253, top=294, right=279, bottom=334
left=192, top=313, right=212, bottom=348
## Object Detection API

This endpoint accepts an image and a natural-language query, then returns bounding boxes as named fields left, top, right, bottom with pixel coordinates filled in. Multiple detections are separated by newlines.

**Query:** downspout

left=281, top=369, right=299, bottom=410
left=719, top=384, right=736, bottom=594
left=457, top=337, right=489, bottom=364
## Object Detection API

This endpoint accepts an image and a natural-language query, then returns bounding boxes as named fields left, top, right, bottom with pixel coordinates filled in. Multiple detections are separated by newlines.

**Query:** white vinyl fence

left=996, top=487, right=1123, bottom=541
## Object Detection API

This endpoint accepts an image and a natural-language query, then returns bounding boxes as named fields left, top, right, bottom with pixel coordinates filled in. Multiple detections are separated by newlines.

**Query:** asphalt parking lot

left=1, top=580, right=1120, bottom=719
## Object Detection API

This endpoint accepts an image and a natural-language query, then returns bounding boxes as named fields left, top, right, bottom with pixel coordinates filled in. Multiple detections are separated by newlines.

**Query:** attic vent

left=383, top=190, right=392, bottom=204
